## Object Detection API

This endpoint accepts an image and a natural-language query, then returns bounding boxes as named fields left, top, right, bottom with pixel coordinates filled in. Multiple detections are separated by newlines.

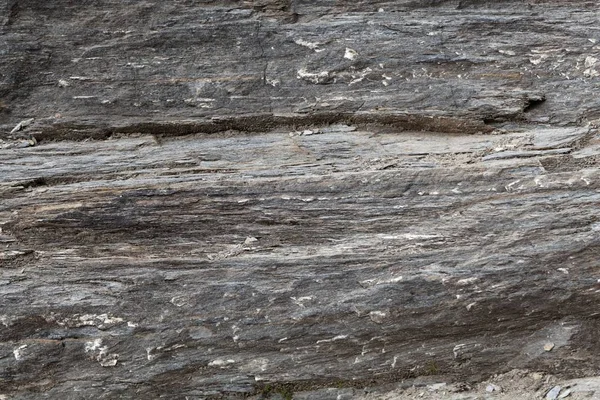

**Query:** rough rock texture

left=2, top=0, right=600, bottom=399
left=2, top=0, right=600, bottom=136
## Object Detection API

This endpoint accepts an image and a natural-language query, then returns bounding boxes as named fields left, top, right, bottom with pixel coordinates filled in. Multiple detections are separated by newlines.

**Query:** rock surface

left=2, top=0, right=600, bottom=399
left=2, top=0, right=600, bottom=136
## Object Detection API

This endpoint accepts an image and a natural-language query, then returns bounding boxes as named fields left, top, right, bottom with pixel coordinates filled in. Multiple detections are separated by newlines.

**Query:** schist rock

left=1, top=0, right=600, bottom=399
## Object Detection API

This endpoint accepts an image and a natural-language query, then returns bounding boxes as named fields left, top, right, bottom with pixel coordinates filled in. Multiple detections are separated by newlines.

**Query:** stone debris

left=486, top=384, right=502, bottom=393
left=426, top=383, right=446, bottom=391
left=344, top=47, right=358, bottom=61
left=546, top=386, right=562, bottom=400
left=558, top=389, right=572, bottom=398
left=544, top=342, right=555, bottom=352
left=9, top=118, right=34, bottom=134
left=1, top=137, right=38, bottom=149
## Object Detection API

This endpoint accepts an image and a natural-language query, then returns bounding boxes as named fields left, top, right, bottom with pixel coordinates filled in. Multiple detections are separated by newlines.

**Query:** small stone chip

left=544, top=342, right=555, bottom=352
left=344, top=47, right=358, bottom=60
left=99, top=356, right=118, bottom=367
left=427, top=383, right=446, bottom=391
left=486, top=383, right=501, bottom=392
left=558, top=389, right=572, bottom=399
left=546, top=385, right=561, bottom=400
left=301, top=129, right=320, bottom=136
left=10, top=118, right=34, bottom=134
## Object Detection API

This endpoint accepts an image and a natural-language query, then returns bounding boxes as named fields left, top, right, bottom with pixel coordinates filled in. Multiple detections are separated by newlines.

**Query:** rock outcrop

left=1, top=0, right=600, bottom=398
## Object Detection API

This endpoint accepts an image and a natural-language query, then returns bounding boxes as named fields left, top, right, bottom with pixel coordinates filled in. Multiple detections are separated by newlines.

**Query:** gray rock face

left=2, top=0, right=600, bottom=135
left=1, top=0, right=600, bottom=399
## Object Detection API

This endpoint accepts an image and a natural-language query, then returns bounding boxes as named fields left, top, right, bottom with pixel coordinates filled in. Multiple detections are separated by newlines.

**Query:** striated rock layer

left=1, top=0, right=600, bottom=398
left=2, top=0, right=600, bottom=135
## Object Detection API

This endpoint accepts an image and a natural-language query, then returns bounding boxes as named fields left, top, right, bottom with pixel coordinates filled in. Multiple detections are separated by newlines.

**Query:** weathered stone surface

left=2, top=123, right=600, bottom=398
left=2, top=0, right=600, bottom=136
left=2, top=0, right=600, bottom=399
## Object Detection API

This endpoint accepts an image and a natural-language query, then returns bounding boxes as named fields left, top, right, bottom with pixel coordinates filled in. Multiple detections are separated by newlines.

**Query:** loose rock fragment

left=10, top=118, right=34, bottom=134
left=301, top=129, right=321, bottom=136
left=13, top=345, right=27, bottom=360
left=486, top=383, right=502, bottom=392
left=427, top=383, right=446, bottom=391
left=544, top=342, right=555, bottom=352
left=546, top=386, right=562, bottom=400
left=369, top=310, right=387, bottom=324
left=15, top=137, right=37, bottom=148
left=344, top=48, right=358, bottom=60
left=558, top=389, right=572, bottom=398
left=99, top=354, right=119, bottom=367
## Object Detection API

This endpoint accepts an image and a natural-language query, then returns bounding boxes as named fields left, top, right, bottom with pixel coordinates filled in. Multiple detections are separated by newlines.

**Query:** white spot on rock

left=170, top=296, right=188, bottom=307
left=297, top=68, right=330, bottom=84
left=146, top=347, right=158, bottom=361
left=301, top=129, right=320, bottom=136
left=291, top=296, right=314, bottom=308
left=52, top=313, right=124, bottom=328
left=85, top=338, right=119, bottom=367
left=344, top=48, right=358, bottom=61
left=499, top=49, right=516, bottom=56
left=369, top=311, right=388, bottom=324
left=317, top=335, right=348, bottom=344
left=99, top=354, right=118, bottom=367
left=13, top=345, right=27, bottom=360
left=456, top=277, right=478, bottom=286
left=529, top=54, right=548, bottom=65
left=294, top=39, right=323, bottom=52
left=97, top=314, right=124, bottom=325
left=208, top=359, right=235, bottom=367
left=505, top=180, right=522, bottom=191
left=85, top=339, right=103, bottom=353
left=585, top=56, right=598, bottom=68
left=546, top=385, right=562, bottom=400
left=486, top=384, right=502, bottom=392
left=584, top=56, right=599, bottom=77
left=0, top=315, right=11, bottom=327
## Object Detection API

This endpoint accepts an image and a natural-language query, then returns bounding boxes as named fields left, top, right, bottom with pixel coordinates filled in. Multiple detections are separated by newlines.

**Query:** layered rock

left=1, top=0, right=600, bottom=398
